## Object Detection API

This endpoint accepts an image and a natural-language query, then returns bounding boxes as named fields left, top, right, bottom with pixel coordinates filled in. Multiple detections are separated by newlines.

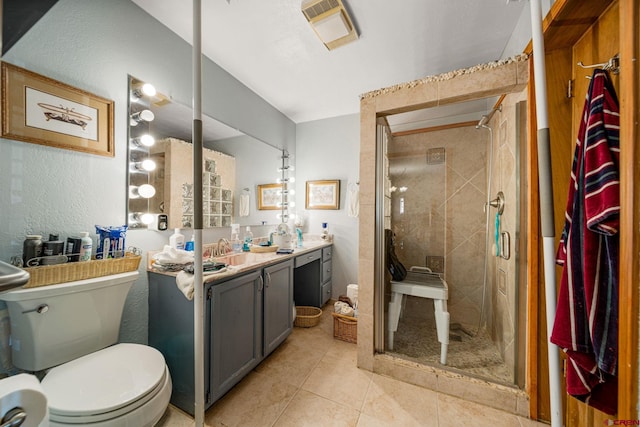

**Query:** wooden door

left=529, top=0, right=639, bottom=424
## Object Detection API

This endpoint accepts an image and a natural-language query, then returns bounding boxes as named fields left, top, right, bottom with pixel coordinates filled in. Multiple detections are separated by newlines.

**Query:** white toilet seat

left=41, top=343, right=171, bottom=426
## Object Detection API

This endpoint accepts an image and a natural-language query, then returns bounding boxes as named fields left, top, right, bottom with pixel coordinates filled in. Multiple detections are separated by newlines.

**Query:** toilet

left=0, top=271, right=171, bottom=427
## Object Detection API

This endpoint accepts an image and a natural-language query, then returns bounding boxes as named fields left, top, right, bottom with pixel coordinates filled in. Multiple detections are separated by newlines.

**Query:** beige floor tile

left=255, top=337, right=326, bottom=387
left=325, top=337, right=358, bottom=364
left=517, top=417, right=550, bottom=427
left=156, top=405, right=195, bottom=427
left=205, top=371, right=297, bottom=427
left=355, top=412, right=393, bottom=427
left=273, top=389, right=360, bottom=427
left=360, top=374, right=438, bottom=427
left=290, top=323, right=335, bottom=353
left=302, top=353, right=373, bottom=411
left=437, top=393, right=522, bottom=427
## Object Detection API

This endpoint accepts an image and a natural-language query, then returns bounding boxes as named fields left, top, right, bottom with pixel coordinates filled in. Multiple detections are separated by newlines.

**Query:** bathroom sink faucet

left=217, top=238, right=231, bottom=256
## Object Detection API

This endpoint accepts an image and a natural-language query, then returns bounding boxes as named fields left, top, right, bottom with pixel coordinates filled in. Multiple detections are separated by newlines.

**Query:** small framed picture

left=306, top=179, right=340, bottom=210
left=257, top=183, right=283, bottom=210
left=1, top=61, right=114, bottom=157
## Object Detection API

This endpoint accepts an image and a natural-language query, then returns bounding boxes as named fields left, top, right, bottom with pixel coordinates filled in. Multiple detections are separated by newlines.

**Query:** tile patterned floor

left=156, top=307, right=546, bottom=427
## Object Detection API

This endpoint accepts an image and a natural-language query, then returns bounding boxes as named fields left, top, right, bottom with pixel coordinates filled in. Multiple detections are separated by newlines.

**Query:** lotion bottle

left=169, top=228, right=185, bottom=250
left=79, top=232, right=93, bottom=262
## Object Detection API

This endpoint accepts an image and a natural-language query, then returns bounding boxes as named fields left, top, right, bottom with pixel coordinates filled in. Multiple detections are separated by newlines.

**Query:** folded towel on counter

left=176, top=268, right=229, bottom=300
left=151, top=245, right=194, bottom=271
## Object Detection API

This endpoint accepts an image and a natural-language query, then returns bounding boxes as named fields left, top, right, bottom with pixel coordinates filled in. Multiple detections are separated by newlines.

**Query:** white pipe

left=529, top=0, right=563, bottom=425
left=192, top=0, right=205, bottom=426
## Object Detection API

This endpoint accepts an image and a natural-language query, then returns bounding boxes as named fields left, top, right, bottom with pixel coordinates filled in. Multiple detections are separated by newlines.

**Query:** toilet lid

left=42, top=343, right=166, bottom=420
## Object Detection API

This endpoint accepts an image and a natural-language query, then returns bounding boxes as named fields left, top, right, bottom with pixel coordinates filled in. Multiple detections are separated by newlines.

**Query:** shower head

left=476, top=115, right=490, bottom=129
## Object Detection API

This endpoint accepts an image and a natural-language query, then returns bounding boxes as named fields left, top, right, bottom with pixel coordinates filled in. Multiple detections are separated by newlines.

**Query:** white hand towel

left=175, top=268, right=228, bottom=301
left=347, top=183, right=359, bottom=218
left=239, top=193, right=250, bottom=217
left=176, top=271, right=195, bottom=300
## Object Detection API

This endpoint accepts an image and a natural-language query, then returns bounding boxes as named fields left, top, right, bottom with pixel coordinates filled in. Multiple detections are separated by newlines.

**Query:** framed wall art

left=306, top=179, right=340, bottom=210
left=1, top=61, right=114, bottom=157
left=257, top=183, right=283, bottom=210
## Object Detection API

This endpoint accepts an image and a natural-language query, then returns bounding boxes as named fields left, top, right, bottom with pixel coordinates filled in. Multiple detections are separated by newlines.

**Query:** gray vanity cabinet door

left=209, top=270, right=263, bottom=402
left=263, top=260, right=294, bottom=357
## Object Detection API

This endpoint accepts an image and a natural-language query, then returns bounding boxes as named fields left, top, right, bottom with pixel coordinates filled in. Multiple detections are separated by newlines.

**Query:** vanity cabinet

left=293, top=244, right=332, bottom=307
left=148, top=258, right=294, bottom=415
left=321, top=246, right=333, bottom=305
left=263, top=260, right=294, bottom=357
left=209, top=270, right=262, bottom=402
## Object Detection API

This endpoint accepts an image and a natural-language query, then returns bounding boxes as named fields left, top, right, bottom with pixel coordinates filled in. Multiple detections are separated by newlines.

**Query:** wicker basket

left=294, top=306, right=322, bottom=328
left=332, top=312, right=357, bottom=343
left=23, top=253, right=142, bottom=288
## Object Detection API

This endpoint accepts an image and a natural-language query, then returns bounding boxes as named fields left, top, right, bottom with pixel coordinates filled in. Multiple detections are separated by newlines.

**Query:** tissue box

left=332, top=312, right=357, bottom=343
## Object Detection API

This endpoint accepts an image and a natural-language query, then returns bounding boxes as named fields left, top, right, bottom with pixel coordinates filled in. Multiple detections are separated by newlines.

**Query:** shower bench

left=387, top=267, right=450, bottom=365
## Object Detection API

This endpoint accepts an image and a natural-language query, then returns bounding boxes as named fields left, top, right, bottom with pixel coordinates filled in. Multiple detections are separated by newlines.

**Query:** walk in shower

left=380, top=96, right=527, bottom=388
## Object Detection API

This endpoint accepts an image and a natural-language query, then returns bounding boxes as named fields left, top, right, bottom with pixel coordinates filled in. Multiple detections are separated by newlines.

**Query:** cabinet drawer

left=295, top=250, right=321, bottom=268
left=322, top=246, right=332, bottom=261
left=321, top=280, right=332, bottom=305
left=322, top=259, right=332, bottom=283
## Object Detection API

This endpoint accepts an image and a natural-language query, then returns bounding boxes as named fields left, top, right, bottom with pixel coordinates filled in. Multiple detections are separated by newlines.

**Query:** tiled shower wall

left=388, top=92, right=526, bottom=382
left=388, top=126, right=490, bottom=329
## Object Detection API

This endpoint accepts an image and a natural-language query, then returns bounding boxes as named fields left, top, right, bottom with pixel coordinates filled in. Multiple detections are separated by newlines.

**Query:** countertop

left=147, top=239, right=332, bottom=285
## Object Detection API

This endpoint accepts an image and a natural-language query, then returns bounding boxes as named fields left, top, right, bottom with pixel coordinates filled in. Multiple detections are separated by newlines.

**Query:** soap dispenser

left=296, top=228, right=303, bottom=248
left=242, top=226, right=253, bottom=252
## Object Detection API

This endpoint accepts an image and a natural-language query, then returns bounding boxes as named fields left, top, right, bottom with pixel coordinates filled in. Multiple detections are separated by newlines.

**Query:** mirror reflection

left=127, top=75, right=283, bottom=229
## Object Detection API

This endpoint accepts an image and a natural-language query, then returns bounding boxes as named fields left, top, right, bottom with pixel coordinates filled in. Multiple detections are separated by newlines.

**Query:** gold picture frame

left=1, top=62, right=114, bottom=157
left=257, top=183, right=283, bottom=210
left=306, top=179, right=340, bottom=210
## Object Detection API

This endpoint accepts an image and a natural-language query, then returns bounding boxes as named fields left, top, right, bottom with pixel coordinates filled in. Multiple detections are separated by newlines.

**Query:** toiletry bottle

left=321, top=223, right=329, bottom=240
left=23, top=235, right=43, bottom=266
left=169, top=228, right=185, bottom=250
left=231, top=224, right=242, bottom=253
left=79, top=232, right=92, bottom=262
left=242, top=226, right=253, bottom=252
left=185, top=234, right=195, bottom=251
left=42, top=234, right=64, bottom=265
left=66, top=236, right=82, bottom=262
left=296, top=228, right=303, bottom=248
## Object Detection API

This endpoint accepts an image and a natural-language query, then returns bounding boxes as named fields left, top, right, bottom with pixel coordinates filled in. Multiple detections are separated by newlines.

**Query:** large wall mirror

left=127, top=75, right=283, bottom=229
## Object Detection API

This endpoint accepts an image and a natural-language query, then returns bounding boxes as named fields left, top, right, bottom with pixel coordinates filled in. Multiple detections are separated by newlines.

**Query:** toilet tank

left=0, top=271, right=139, bottom=371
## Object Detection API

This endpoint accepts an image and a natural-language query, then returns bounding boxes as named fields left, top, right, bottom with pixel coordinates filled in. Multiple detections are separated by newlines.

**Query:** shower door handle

left=500, top=232, right=510, bottom=260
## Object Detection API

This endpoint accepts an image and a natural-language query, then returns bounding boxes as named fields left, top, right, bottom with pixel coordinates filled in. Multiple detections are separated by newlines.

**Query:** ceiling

left=132, top=0, right=527, bottom=127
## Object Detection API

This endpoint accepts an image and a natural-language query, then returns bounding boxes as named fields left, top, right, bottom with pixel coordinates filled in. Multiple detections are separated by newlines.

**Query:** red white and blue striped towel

left=551, top=68, right=620, bottom=415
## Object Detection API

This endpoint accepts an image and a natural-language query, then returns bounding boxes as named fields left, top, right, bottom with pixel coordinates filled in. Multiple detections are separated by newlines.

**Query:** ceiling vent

left=301, top=0, right=358, bottom=50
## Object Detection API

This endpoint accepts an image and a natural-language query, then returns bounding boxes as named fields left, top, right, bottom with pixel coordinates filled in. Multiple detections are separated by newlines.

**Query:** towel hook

left=577, top=54, right=620, bottom=77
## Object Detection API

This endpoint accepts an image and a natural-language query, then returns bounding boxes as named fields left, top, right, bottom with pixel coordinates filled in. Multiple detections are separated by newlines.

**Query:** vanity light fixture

left=302, top=0, right=358, bottom=50
left=276, top=177, right=296, bottom=184
left=130, top=109, right=155, bottom=126
left=131, top=134, right=155, bottom=147
left=130, top=83, right=157, bottom=101
left=129, top=184, right=156, bottom=199
left=130, top=212, right=155, bottom=226
left=133, top=159, right=157, bottom=172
